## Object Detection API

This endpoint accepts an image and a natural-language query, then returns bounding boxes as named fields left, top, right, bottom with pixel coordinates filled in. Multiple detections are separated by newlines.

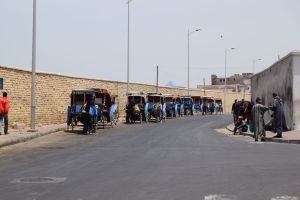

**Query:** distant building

left=199, top=73, right=253, bottom=93
left=211, top=73, right=253, bottom=86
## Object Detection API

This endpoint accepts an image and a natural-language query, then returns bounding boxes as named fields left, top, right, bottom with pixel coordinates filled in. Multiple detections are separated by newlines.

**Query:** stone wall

left=0, top=65, right=250, bottom=127
left=251, top=52, right=300, bottom=130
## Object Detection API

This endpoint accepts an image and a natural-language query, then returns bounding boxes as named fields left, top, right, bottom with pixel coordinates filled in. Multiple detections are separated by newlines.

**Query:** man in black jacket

left=270, top=93, right=284, bottom=138
left=231, top=99, right=239, bottom=123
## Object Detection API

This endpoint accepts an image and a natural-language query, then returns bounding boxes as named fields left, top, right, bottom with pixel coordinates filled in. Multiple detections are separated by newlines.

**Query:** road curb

left=264, top=137, right=300, bottom=144
left=0, top=127, right=65, bottom=148
left=226, top=124, right=300, bottom=144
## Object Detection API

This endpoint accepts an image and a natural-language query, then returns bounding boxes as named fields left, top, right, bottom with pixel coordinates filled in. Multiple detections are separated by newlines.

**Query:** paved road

left=1, top=115, right=300, bottom=200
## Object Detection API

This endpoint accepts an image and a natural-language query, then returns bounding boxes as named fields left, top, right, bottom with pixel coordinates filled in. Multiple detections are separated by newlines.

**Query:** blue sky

left=0, top=0, right=299, bottom=87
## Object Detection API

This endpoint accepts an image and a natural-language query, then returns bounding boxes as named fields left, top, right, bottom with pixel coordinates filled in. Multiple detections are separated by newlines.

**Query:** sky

left=0, top=0, right=299, bottom=88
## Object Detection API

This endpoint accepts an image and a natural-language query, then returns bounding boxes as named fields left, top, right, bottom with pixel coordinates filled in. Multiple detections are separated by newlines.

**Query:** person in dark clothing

left=81, top=100, right=91, bottom=134
left=252, top=97, right=269, bottom=142
left=231, top=99, right=239, bottom=123
left=270, top=93, right=284, bottom=138
left=239, top=99, right=247, bottom=120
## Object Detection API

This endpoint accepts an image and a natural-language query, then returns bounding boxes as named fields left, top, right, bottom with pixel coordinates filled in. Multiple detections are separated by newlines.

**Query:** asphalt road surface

left=1, top=115, right=300, bottom=200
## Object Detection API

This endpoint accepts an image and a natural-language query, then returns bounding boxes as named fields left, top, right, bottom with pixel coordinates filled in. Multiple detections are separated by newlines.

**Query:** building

left=251, top=51, right=300, bottom=130
left=211, top=73, right=253, bottom=86
left=197, top=73, right=253, bottom=93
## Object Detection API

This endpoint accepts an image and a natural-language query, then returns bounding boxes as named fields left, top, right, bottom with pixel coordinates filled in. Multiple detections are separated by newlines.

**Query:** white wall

left=251, top=52, right=297, bottom=130
left=293, top=55, right=300, bottom=130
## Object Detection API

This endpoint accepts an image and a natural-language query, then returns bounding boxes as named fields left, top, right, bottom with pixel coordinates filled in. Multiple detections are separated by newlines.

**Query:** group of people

left=231, top=93, right=286, bottom=142
left=0, top=92, right=10, bottom=135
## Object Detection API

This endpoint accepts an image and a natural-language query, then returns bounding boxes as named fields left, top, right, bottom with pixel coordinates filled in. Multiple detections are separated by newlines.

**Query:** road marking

left=11, top=177, right=66, bottom=184
left=204, top=194, right=238, bottom=200
left=271, top=196, right=298, bottom=200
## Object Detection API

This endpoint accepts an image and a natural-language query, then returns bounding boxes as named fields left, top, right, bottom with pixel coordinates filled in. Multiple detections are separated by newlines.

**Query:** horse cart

left=164, top=95, right=178, bottom=118
left=90, top=88, right=119, bottom=128
left=67, top=88, right=118, bottom=134
left=126, top=92, right=147, bottom=124
left=202, top=96, right=215, bottom=115
left=67, top=89, right=98, bottom=134
left=191, top=96, right=202, bottom=115
left=175, top=96, right=184, bottom=117
left=182, top=96, right=194, bottom=115
left=215, top=98, right=223, bottom=114
left=145, top=93, right=166, bottom=123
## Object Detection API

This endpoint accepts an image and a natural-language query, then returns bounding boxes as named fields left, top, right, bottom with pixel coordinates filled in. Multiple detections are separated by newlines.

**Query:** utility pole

left=156, top=65, right=159, bottom=93
left=31, top=0, right=37, bottom=130
left=187, top=28, right=201, bottom=96
left=126, top=0, right=133, bottom=94
left=224, top=48, right=235, bottom=113
left=203, top=78, right=206, bottom=96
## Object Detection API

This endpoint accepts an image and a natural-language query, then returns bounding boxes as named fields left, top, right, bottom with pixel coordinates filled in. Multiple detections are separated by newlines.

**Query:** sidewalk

left=0, top=124, right=65, bottom=148
left=226, top=124, right=300, bottom=144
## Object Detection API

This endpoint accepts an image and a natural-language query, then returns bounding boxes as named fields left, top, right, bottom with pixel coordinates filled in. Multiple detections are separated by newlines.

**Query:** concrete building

left=211, top=73, right=253, bottom=85
left=210, top=73, right=253, bottom=92
left=251, top=51, right=300, bottom=130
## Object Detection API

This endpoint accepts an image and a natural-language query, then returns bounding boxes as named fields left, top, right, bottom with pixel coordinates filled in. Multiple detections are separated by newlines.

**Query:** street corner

left=215, top=127, right=233, bottom=136
left=264, top=130, right=300, bottom=145
left=226, top=123, right=235, bottom=132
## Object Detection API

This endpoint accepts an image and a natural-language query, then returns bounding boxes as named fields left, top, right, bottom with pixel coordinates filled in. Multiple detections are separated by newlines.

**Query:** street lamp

left=224, top=47, right=235, bottom=113
left=187, top=28, right=201, bottom=95
left=126, top=0, right=133, bottom=94
left=252, top=58, right=262, bottom=74
left=31, top=0, right=37, bottom=130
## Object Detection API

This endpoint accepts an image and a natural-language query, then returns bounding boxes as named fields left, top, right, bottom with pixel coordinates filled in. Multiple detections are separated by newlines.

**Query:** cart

left=145, top=93, right=166, bottom=123
left=126, top=91, right=147, bottom=124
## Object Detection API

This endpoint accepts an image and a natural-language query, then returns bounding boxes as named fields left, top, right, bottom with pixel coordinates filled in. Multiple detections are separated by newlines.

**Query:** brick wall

left=0, top=65, right=250, bottom=127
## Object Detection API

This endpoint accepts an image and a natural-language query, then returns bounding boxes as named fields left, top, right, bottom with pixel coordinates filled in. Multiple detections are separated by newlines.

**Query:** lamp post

left=224, top=48, right=235, bottom=113
left=252, top=58, right=262, bottom=74
left=126, top=0, right=133, bottom=94
left=31, top=0, right=37, bottom=130
left=187, top=28, right=201, bottom=96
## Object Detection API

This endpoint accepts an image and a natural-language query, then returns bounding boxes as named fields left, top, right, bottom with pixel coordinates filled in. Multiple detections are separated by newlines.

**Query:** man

left=81, top=100, right=91, bottom=134
left=251, top=97, right=269, bottom=142
left=231, top=99, right=239, bottom=123
left=270, top=93, right=284, bottom=138
left=0, top=92, right=9, bottom=135
left=239, top=99, right=247, bottom=120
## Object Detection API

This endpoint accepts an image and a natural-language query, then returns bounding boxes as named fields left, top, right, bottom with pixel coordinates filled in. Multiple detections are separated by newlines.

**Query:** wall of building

left=251, top=52, right=300, bottom=130
left=0, top=65, right=250, bottom=127
left=293, top=55, right=300, bottom=130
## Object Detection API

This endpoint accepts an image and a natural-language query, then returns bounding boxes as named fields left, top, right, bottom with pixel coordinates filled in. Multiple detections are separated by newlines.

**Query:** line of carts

left=66, top=89, right=223, bottom=134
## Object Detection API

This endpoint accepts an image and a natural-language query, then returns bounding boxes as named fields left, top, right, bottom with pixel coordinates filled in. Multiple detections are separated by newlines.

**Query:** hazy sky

left=0, top=0, right=299, bottom=87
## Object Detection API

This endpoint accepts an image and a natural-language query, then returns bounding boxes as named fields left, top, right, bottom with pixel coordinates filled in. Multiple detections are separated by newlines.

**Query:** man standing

left=0, top=92, right=9, bottom=135
left=231, top=99, right=239, bottom=123
left=0, top=96, right=3, bottom=135
left=270, top=93, right=283, bottom=138
left=0, top=92, right=10, bottom=135
left=251, top=97, right=269, bottom=142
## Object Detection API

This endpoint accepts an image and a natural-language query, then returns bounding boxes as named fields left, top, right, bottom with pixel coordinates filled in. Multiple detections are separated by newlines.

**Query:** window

left=0, top=78, right=3, bottom=90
